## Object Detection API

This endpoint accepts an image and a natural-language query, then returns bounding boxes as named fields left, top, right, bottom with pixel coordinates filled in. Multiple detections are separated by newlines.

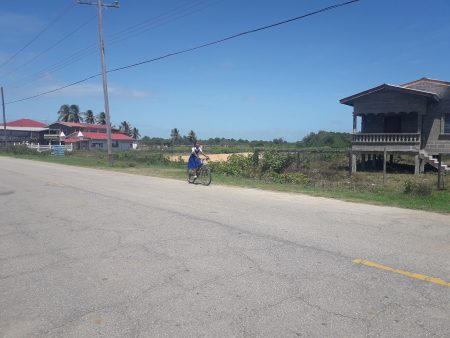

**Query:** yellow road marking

left=353, top=259, right=450, bottom=287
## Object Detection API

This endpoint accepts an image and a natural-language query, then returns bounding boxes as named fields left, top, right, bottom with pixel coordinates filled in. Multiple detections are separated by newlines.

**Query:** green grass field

left=1, top=148, right=449, bottom=214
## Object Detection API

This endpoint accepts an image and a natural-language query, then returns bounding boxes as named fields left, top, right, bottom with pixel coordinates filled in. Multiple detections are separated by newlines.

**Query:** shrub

left=404, top=178, right=433, bottom=196
left=1, top=145, right=42, bottom=155
left=209, top=154, right=254, bottom=177
left=261, top=151, right=294, bottom=174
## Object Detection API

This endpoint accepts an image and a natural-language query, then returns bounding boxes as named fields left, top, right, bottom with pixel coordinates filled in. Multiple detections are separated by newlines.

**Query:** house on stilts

left=340, top=77, right=450, bottom=174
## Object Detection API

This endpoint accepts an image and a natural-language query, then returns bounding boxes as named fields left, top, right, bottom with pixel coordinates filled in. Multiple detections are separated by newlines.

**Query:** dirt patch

left=169, top=153, right=250, bottom=162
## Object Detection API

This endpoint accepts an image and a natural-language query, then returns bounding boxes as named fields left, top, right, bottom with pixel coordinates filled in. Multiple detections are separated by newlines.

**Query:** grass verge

left=1, top=151, right=449, bottom=214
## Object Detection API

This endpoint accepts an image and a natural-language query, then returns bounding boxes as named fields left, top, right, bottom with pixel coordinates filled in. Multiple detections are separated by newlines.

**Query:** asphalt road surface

left=1, top=157, right=449, bottom=338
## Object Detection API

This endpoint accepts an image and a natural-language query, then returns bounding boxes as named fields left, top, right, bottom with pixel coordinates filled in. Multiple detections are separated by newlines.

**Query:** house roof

left=2, top=118, right=46, bottom=128
left=65, top=131, right=134, bottom=143
left=50, top=121, right=108, bottom=129
left=340, top=83, right=440, bottom=106
left=401, top=77, right=450, bottom=88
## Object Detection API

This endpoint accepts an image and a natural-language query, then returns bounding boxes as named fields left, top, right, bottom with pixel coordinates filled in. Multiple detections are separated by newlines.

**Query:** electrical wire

left=6, top=0, right=360, bottom=105
left=10, top=0, right=217, bottom=89
left=3, top=14, right=97, bottom=79
left=0, top=1, right=75, bottom=70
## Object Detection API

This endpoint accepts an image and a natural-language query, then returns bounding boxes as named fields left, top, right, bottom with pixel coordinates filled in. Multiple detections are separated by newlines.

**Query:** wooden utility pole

left=1, top=87, right=6, bottom=148
left=77, top=0, right=119, bottom=164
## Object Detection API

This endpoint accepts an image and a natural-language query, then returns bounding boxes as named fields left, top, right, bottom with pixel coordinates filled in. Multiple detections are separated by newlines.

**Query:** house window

left=444, top=113, right=450, bottom=134
left=112, top=141, right=119, bottom=148
left=91, top=142, right=103, bottom=148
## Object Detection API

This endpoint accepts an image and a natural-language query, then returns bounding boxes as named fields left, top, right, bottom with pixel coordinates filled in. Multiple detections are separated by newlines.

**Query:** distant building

left=64, top=131, right=135, bottom=151
left=341, top=77, right=450, bottom=173
left=45, top=121, right=135, bottom=150
left=0, top=119, right=48, bottom=144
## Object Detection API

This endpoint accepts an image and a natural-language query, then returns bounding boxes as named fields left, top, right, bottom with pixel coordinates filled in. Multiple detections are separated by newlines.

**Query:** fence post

left=437, top=154, right=444, bottom=190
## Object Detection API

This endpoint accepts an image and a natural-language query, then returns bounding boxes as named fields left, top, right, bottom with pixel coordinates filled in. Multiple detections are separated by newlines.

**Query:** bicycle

left=187, top=159, right=212, bottom=186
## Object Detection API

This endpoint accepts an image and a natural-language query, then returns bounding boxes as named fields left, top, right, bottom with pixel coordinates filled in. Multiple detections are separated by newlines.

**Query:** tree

left=120, top=121, right=132, bottom=136
left=131, top=127, right=140, bottom=139
left=69, top=105, right=82, bottom=123
left=57, top=104, right=71, bottom=122
left=84, top=109, right=95, bottom=124
left=96, top=112, right=106, bottom=125
left=187, top=130, right=197, bottom=144
left=170, top=128, right=180, bottom=146
left=57, top=104, right=83, bottom=122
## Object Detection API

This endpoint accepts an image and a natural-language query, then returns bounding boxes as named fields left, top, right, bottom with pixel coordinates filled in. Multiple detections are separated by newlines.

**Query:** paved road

left=0, top=157, right=449, bottom=337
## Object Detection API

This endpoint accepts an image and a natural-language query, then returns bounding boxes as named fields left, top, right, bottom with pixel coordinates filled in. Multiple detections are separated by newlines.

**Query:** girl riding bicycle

left=188, top=141, right=209, bottom=178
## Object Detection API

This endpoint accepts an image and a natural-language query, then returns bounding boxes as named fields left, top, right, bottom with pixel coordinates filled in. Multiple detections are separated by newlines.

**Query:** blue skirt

left=188, top=154, right=202, bottom=170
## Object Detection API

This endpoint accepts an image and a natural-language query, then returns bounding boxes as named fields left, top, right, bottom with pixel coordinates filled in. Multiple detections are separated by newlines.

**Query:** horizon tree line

left=57, top=104, right=140, bottom=139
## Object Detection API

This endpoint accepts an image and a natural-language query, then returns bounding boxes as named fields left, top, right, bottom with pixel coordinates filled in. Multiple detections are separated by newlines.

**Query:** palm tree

left=96, top=112, right=106, bottom=125
left=57, top=104, right=71, bottom=122
left=131, top=127, right=140, bottom=139
left=170, top=128, right=180, bottom=146
left=120, top=121, right=132, bottom=136
left=68, top=105, right=82, bottom=123
left=187, top=130, right=197, bottom=144
left=84, top=109, right=95, bottom=124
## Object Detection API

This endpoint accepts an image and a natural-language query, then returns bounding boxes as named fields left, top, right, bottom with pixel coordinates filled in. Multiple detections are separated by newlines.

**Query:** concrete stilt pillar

left=419, top=158, right=425, bottom=173
left=414, top=155, right=420, bottom=175
left=351, top=153, right=357, bottom=173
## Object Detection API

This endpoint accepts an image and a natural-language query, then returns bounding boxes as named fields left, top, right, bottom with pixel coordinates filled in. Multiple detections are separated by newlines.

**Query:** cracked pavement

left=0, top=156, right=449, bottom=337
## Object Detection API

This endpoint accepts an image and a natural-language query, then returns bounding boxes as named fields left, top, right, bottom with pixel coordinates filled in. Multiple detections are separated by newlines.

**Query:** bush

left=404, top=178, right=433, bottom=196
left=1, top=145, right=42, bottom=155
left=209, top=154, right=255, bottom=177
left=261, top=151, right=294, bottom=174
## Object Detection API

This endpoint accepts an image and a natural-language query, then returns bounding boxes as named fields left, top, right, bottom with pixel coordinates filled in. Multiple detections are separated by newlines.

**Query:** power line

left=3, top=14, right=97, bottom=79
left=0, top=1, right=75, bottom=70
left=6, top=0, right=361, bottom=105
left=9, top=0, right=218, bottom=89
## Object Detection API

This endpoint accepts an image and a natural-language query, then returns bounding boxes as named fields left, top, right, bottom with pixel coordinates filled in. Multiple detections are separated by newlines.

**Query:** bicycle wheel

left=199, top=166, right=212, bottom=186
left=187, top=169, right=195, bottom=183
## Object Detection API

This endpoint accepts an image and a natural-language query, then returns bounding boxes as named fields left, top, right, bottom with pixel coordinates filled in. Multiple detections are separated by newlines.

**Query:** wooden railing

left=352, top=133, right=420, bottom=143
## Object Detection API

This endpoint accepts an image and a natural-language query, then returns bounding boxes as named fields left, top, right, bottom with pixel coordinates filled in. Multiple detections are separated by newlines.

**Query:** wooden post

left=383, top=148, right=387, bottom=184
left=437, top=154, right=444, bottom=190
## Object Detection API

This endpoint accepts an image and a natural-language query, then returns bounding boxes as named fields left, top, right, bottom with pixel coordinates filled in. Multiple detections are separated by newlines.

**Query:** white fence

left=27, top=144, right=73, bottom=152
left=352, top=133, right=420, bottom=144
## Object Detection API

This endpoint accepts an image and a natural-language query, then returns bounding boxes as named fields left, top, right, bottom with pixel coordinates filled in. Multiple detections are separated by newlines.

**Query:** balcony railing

left=353, top=133, right=420, bottom=143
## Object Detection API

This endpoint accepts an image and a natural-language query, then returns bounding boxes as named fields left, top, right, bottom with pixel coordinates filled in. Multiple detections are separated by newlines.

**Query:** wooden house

left=340, top=78, right=450, bottom=173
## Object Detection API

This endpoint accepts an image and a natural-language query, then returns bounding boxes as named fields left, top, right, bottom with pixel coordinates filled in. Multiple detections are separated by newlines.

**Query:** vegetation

left=84, top=110, right=95, bottom=124
left=139, top=130, right=352, bottom=151
left=1, top=147, right=448, bottom=213
left=57, top=104, right=83, bottom=123
left=96, top=112, right=106, bottom=125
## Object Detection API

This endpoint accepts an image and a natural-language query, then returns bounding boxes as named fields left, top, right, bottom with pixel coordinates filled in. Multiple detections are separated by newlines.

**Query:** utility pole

left=77, top=0, right=119, bottom=164
left=1, top=87, right=6, bottom=148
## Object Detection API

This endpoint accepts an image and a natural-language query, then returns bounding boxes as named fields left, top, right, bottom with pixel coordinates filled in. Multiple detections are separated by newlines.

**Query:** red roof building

left=64, top=131, right=135, bottom=151
left=3, top=118, right=47, bottom=128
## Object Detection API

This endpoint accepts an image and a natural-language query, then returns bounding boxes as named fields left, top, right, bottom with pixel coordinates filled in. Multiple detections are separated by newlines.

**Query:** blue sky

left=1, top=0, right=450, bottom=141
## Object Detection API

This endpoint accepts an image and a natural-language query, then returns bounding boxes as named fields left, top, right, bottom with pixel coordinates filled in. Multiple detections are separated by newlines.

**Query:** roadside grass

left=1, top=149, right=449, bottom=214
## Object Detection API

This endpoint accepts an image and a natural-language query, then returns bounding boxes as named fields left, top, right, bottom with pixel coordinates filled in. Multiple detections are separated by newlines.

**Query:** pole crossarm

left=77, top=1, right=119, bottom=8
